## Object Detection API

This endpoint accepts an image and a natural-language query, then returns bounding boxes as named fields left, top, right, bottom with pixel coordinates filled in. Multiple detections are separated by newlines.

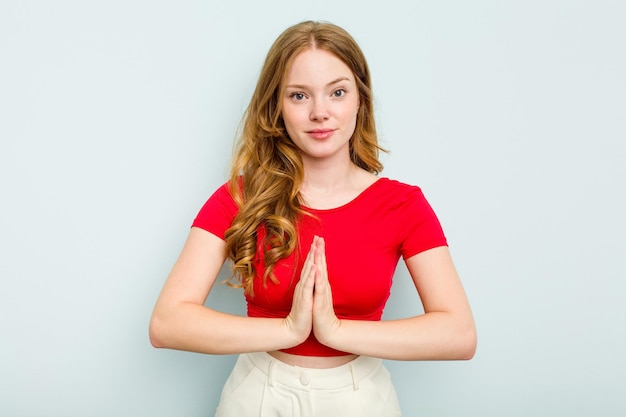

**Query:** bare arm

left=313, top=242, right=477, bottom=360
left=149, top=227, right=314, bottom=354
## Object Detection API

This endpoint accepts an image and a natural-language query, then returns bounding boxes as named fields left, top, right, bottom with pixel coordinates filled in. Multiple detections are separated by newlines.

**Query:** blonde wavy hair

left=224, top=21, right=384, bottom=295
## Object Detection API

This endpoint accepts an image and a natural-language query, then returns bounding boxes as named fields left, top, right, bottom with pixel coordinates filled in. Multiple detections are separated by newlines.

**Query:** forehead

left=284, top=48, right=355, bottom=84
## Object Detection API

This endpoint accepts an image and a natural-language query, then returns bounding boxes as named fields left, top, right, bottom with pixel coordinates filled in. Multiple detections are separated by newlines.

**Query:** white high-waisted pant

left=215, top=352, right=402, bottom=417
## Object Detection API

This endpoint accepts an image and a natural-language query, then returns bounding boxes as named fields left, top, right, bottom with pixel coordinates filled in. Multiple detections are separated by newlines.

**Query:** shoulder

left=366, top=177, right=441, bottom=224
left=204, top=181, right=237, bottom=208
left=192, top=181, right=240, bottom=238
left=369, top=177, right=426, bottom=203
left=378, top=179, right=448, bottom=256
left=206, top=177, right=244, bottom=206
left=376, top=177, right=421, bottom=191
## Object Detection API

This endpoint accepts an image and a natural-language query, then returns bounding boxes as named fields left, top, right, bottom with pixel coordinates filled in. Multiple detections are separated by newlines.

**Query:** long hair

left=224, top=21, right=384, bottom=295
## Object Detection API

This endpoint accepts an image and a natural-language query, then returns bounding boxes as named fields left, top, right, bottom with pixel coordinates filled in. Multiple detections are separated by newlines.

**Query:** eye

left=290, top=92, right=306, bottom=101
left=332, top=89, right=346, bottom=98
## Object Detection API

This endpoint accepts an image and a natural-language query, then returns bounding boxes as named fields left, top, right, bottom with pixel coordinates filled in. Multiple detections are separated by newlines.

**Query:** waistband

left=243, top=352, right=382, bottom=391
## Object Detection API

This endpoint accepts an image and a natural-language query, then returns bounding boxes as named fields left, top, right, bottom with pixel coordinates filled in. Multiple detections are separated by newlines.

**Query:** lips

left=307, top=129, right=335, bottom=140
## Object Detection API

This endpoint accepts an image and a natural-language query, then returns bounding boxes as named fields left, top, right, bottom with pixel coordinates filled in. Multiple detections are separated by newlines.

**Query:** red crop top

left=192, top=178, right=447, bottom=356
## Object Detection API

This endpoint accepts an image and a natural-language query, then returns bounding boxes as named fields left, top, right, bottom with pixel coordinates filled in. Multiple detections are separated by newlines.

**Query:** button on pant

left=215, top=352, right=402, bottom=417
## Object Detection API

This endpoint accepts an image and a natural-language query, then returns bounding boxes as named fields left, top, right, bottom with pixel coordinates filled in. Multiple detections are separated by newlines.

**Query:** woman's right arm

left=149, top=227, right=314, bottom=354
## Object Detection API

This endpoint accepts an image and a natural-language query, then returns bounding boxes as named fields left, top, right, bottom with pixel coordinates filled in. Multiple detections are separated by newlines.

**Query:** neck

left=301, top=156, right=358, bottom=192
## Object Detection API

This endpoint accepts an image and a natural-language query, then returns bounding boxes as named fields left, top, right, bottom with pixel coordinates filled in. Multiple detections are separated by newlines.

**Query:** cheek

left=282, top=105, right=304, bottom=127
left=281, top=108, right=300, bottom=140
left=343, top=98, right=360, bottom=120
left=343, top=105, right=359, bottom=128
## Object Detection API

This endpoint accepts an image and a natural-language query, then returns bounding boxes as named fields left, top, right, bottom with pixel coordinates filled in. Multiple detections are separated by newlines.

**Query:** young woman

left=150, top=20, right=476, bottom=416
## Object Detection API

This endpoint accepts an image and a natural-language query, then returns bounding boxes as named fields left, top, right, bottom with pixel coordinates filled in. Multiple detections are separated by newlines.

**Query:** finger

left=302, top=264, right=316, bottom=294
left=297, top=241, right=316, bottom=286
left=313, top=266, right=327, bottom=297
left=294, top=243, right=317, bottom=305
left=317, top=237, right=327, bottom=277
left=302, top=241, right=316, bottom=275
left=313, top=237, right=328, bottom=287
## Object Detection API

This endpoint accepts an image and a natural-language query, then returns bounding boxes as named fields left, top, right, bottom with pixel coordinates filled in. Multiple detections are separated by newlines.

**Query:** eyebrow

left=285, top=76, right=352, bottom=90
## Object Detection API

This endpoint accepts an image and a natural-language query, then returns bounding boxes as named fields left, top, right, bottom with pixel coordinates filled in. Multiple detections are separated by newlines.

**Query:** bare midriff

left=268, top=350, right=359, bottom=369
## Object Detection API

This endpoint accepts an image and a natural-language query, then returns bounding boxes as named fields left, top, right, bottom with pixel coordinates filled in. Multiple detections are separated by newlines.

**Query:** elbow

left=455, top=324, right=477, bottom=360
left=458, top=340, right=477, bottom=361
left=148, top=314, right=167, bottom=349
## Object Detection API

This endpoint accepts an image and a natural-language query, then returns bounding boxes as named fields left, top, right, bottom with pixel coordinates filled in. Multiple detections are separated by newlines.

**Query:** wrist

left=314, top=318, right=343, bottom=348
left=282, top=316, right=311, bottom=347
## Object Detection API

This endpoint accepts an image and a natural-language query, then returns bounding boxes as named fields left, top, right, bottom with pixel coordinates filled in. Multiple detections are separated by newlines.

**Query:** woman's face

left=281, top=48, right=360, bottom=165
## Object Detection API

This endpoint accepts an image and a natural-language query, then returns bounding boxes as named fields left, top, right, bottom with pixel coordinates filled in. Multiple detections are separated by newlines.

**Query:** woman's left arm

left=313, top=243, right=477, bottom=360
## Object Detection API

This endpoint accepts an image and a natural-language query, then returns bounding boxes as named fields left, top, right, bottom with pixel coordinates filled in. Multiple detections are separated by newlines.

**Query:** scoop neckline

left=302, top=177, right=387, bottom=213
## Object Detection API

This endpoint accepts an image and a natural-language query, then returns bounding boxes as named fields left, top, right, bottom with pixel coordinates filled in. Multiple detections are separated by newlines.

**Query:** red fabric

left=192, top=178, right=447, bottom=356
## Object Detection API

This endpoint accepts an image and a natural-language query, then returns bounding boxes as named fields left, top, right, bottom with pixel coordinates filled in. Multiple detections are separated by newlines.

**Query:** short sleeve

left=192, top=182, right=239, bottom=240
left=398, top=186, right=448, bottom=259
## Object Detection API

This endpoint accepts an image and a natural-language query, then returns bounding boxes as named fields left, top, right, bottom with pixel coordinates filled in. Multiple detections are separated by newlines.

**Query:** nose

left=309, top=99, right=329, bottom=121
